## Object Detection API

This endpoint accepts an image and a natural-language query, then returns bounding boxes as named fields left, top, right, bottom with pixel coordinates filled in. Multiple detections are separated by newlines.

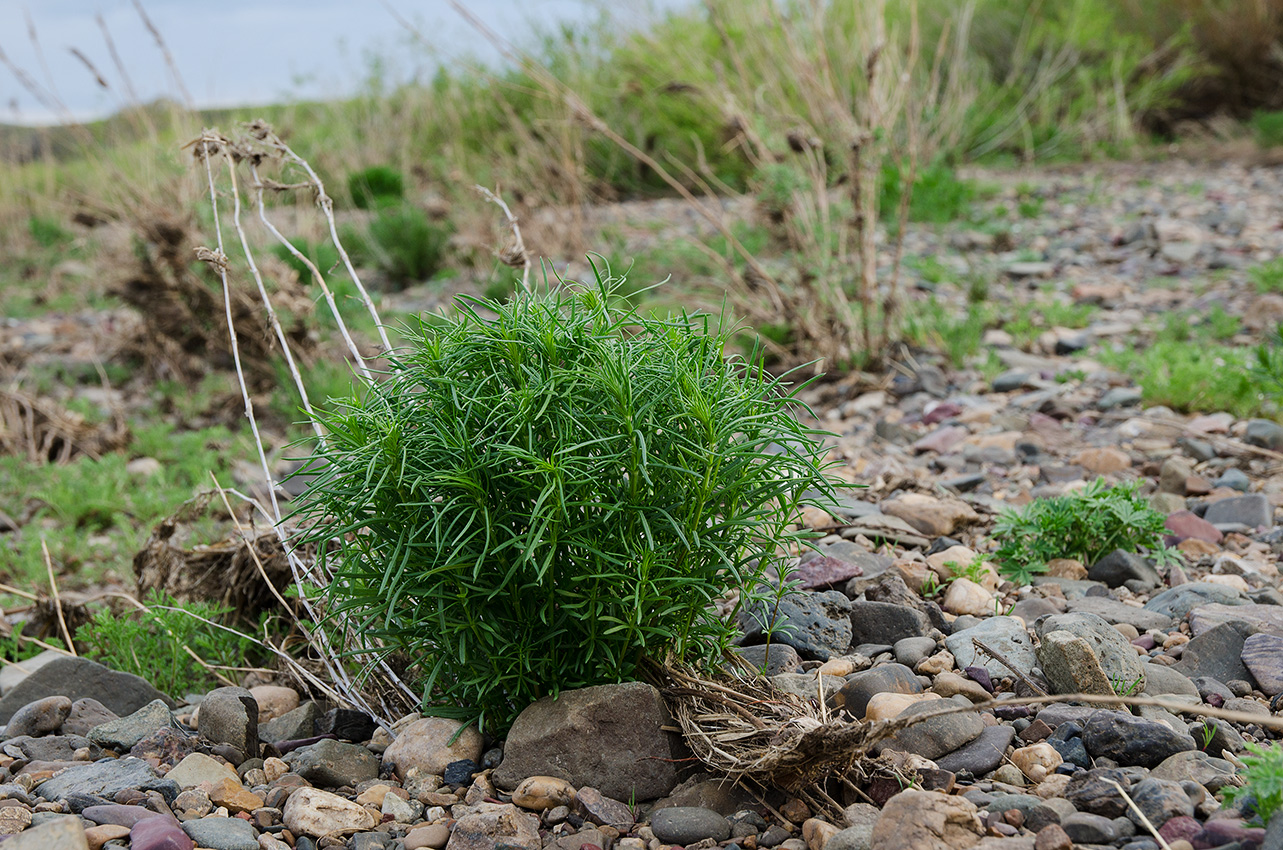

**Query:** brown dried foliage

left=109, top=214, right=315, bottom=389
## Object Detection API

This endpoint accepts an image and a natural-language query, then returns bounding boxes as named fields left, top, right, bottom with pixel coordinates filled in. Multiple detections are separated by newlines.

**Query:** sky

left=0, top=0, right=685, bottom=125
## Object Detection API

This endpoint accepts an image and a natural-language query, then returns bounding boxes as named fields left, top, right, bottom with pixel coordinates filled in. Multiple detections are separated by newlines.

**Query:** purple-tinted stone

left=131, top=816, right=195, bottom=850
left=796, top=555, right=863, bottom=591
left=964, top=667, right=994, bottom=693
left=993, top=705, right=1031, bottom=720
left=273, top=733, right=337, bottom=753
left=1164, top=511, right=1223, bottom=544
left=1158, top=815, right=1201, bottom=844
left=922, top=402, right=963, bottom=425
left=913, top=425, right=968, bottom=454
left=1193, top=818, right=1265, bottom=849
left=1132, top=635, right=1156, bottom=651
left=82, top=804, right=176, bottom=828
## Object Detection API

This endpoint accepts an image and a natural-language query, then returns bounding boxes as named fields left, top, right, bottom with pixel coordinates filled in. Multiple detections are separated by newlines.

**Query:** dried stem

left=41, top=539, right=76, bottom=656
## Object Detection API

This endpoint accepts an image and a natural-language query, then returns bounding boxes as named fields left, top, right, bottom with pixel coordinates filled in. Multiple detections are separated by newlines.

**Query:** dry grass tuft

left=0, top=387, right=130, bottom=463
left=133, top=492, right=298, bottom=618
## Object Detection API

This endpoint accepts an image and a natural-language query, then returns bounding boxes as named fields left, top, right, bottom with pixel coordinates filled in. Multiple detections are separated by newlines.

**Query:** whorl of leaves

left=295, top=272, right=836, bottom=732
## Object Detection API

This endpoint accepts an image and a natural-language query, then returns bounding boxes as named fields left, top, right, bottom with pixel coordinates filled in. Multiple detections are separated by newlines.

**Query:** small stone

left=85, top=823, right=132, bottom=849
left=87, top=699, right=173, bottom=750
left=1124, top=777, right=1193, bottom=830
left=286, top=738, right=379, bottom=787
left=383, top=717, right=483, bottom=781
left=181, top=816, right=259, bottom=850
left=1072, top=447, right=1130, bottom=475
left=1242, top=632, right=1283, bottom=695
left=5, top=695, right=72, bottom=738
left=651, top=807, right=732, bottom=844
left=405, top=823, right=451, bottom=850
left=1245, top=419, right=1283, bottom=451
left=576, top=786, right=634, bottom=828
left=1204, top=493, right=1273, bottom=528
left=829, top=664, right=921, bottom=717
left=131, top=816, right=195, bottom=850
left=446, top=805, right=540, bottom=850
left=1010, top=744, right=1062, bottom=784
left=4, top=817, right=89, bottom=850
left=880, top=494, right=979, bottom=537
left=864, top=692, right=942, bottom=722
left=739, top=592, right=853, bottom=661
left=1088, top=550, right=1161, bottom=589
left=868, top=790, right=982, bottom=849
left=511, top=776, right=576, bottom=811
left=62, top=699, right=118, bottom=738
left=282, top=787, right=376, bottom=838
left=171, top=789, right=213, bottom=818
left=248, top=687, right=300, bottom=723
left=164, top=753, right=240, bottom=789
left=1033, top=823, right=1072, bottom=850
left=876, top=699, right=984, bottom=761
left=942, top=578, right=996, bottom=617
left=1164, top=511, right=1223, bottom=543
left=1036, top=630, right=1122, bottom=703
left=314, top=708, right=375, bottom=743
left=1061, top=811, right=1119, bottom=844
left=207, top=776, right=264, bottom=814
left=197, top=688, right=259, bottom=764
left=1081, top=711, right=1196, bottom=768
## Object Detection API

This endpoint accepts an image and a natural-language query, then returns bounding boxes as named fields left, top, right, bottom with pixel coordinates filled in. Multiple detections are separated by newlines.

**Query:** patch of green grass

left=1250, top=258, right=1283, bottom=293
left=80, top=590, right=257, bottom=698
left=900, top=298, right=989, bottom=367
left=0, top=421, right=247, bottom=588
left=881, top=159, right=976, bottom=225
left=1154, top=306, right=1241, bottom=345
left=992, top=478, right=1178, bottom=586
left=1253, top=110, right=1283, bottom=148
left=905, top=256, right=954, bottom=285
left=28, top=215, right=72, bottom=248
left=1100, top=340, right=1264, bottom=418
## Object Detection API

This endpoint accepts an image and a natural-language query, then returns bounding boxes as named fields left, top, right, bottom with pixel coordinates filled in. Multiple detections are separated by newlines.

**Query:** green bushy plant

left=80, top=591, right=253, bottom=697
left=347, top=165, right=406, bottom=210
left=992, top=478, right=1178, bottom=584
left=296, top=271, right=837, bottom=732
left=1223, top=742, right=1283, bottom=826
left=366, top=206, right=450, bottom=287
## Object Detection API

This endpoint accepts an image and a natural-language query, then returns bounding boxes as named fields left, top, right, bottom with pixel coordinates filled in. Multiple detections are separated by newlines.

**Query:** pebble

left=282, top=787, right=376, bottom=837
left=650, top=807, right=731, bottom=844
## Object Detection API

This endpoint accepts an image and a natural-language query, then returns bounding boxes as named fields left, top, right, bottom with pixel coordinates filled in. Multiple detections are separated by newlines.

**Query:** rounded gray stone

left=650, top=807, right=731, bottom=844
left=181, top=816, right=259, bottom=850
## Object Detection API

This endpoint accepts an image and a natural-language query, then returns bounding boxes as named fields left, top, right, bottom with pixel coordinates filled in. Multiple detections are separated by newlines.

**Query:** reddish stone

left=1158, top=815, right=1201, bottom=844
left=796, top=555, right=863, bottom=591
left=1164, top=510, right=1223, bottom=544
left=913, top=425, right=968, bottom=454
left=922, top=402, right=963, bottom=425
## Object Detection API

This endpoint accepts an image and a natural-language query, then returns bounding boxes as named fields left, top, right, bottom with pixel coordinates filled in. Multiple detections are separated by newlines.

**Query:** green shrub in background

left=1253, top=110, right=1283, bottom=148
left=80, top=591, right=254, bottom=697
left=271, top=237, right=340, bottom=281
left=992, top=478, right=1178, bottom=585
left=296, top=271, right=837, bottom=732
left=366, top=206, right=450, bottom=287
left=28, top=215, right=72, bottom=248
left=347, top=165, right=406, bottom=210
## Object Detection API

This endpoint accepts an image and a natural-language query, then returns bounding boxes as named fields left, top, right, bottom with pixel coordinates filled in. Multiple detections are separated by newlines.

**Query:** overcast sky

left=0, top=0, right=685, bottom=125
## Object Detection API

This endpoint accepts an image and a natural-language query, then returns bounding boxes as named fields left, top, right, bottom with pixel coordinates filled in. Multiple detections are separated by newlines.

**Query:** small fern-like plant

left=1223, top=742, right=1283, bottom=825
left=992, top=478, right=1177, bottom=585
left=295, top=270, right=837, bottom=732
